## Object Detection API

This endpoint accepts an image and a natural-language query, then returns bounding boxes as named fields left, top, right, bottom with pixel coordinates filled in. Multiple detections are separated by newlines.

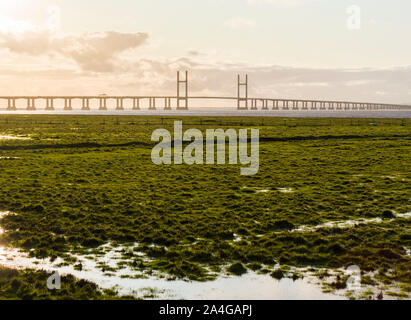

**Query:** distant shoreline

left=0, top=108, right=410, bottom=118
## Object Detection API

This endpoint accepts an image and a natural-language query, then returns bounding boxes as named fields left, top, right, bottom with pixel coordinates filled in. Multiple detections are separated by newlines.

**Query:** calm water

left=0, top=108, right=410, bottom=118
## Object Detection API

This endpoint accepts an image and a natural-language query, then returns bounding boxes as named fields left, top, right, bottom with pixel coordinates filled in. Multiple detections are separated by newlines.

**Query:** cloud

left=224, top=18, right=256, bottom=29
left=0, top=30, right=149, bottom=72
left=0, top=29, right=410, bottom=104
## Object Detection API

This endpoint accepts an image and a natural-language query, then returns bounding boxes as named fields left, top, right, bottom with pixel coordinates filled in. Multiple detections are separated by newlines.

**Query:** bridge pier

left=311, top=101, right=317, bottom=110
left=99, top=98, right=107, bottom=110
left=45, top=98, right=54, bottom=111
left=27, top=98, right=36, bottom=110
left=116, top=98, right=124, bottom=110
left=301, top=101, right=307, bottom=110
left=82, top=98, right=90, bottom=110
left=133, top=98, right=140, bottom=110
left=250, top=99, right=256, bottom=110
left=262, top=99, right=268, bottom=110
left=164, top=97, right=171, bottom=110
left=149, top=97, right=156, bottom=110
left=64, top=98, right=72, bottom=110
left=292, top=101, right=298, bottom=110
left=7, top=98, right=16, bottom=111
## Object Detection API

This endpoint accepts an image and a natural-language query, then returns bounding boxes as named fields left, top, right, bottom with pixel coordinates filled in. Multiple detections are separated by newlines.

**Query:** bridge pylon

left=237, top=74, right=248, bottom=110
left=177, top=71, right=188, bottom=110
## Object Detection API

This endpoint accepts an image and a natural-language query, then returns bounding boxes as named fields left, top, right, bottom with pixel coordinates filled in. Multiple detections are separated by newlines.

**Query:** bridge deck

left=0, top=95, right=409, bottom=110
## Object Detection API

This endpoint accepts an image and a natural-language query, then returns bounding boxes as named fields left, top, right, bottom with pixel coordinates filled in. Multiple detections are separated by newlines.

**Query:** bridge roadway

left=0, top=96, right=410, bottom=111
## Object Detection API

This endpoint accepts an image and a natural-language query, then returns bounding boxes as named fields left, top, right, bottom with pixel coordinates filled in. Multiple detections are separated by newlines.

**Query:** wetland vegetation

left=0, top=115, right=409, bottom=299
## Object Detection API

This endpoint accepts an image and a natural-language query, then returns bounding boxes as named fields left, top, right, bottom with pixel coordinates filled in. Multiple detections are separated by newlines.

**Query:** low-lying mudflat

left=0, top=115, right=410, bottom=299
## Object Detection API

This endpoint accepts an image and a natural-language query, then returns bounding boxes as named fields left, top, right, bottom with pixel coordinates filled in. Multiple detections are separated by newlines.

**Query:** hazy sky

left=0, top=0, right=410, bottom=103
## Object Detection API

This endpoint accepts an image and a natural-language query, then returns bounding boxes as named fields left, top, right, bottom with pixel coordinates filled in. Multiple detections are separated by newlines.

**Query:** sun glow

left=0, top=0, right=35, bottom=33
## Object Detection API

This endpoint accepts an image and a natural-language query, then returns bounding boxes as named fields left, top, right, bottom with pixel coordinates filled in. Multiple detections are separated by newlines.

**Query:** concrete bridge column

left=262, top=99, right=268, bottom=110
left=311, top=101, right=317, bottom=110
left=27, top=98, right=36, bottom=110
left=149, top=97, right=156, bottom=110
left=81, top=98, right=90, bottom=110
left=45, top=98, right=55, bottom=111
left=301, top=101, right=306, bottom=110
left=164, top=97, right=171, bottom=110
left=7, top=98, right=16, bottom=111
left=64, top=98, right=73, bottom=111
left=116, top=98, right=124, bottom=110
left=250, top=99, right=256, bottom=110
left=99, top=98, right=107, bottom=110
left=133, top=98, right=140, bottom=110
left=292, top=101, right=297, bottom=110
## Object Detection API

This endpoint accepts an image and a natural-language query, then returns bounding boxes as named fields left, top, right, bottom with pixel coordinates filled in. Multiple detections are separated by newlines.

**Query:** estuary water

left=0, top=108, right=410, bottom=118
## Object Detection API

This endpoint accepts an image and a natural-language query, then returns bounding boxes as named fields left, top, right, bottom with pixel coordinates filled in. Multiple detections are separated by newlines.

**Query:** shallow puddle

left=0, top=243, right=343, bottom=299
left=1, top=210, right=409, bottom=299
left=0, top=135, right=30, bottom=140
left=292, top=212, right=411, bottom=233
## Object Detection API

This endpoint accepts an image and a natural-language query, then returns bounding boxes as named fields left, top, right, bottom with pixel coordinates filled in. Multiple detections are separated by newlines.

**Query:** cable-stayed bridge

left=1, top=72, right=410, bottom=111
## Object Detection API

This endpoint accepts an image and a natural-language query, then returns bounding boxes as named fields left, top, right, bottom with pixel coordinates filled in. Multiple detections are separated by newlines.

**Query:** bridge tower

left=237, top=74, right=248, bottom=110
left=177, top=71, right=188, bottom=110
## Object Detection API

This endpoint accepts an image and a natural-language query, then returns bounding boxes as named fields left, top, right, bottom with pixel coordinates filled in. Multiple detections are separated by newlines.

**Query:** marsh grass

left=0, top=115, right=409, bottom=297
left=0, top=266, right=129, bottom=300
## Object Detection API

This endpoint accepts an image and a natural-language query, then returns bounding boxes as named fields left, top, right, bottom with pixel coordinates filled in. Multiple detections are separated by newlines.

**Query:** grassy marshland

left=0, top=266, right=126, bottom=300
left=0, top=115, right=410, bottom=298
